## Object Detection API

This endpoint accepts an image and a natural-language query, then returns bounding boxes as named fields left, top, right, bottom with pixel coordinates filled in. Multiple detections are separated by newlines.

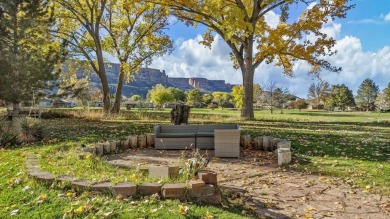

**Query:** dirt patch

left=107, top=149, right=390, bottom=219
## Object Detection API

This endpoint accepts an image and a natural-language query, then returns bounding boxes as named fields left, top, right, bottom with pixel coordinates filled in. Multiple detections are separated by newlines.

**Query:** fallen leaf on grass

left=10, top=209, right=19, bottom=216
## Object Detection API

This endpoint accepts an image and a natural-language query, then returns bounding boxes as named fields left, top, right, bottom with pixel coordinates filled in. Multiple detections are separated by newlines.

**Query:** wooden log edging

left=25, top=154, right=221, bottom=204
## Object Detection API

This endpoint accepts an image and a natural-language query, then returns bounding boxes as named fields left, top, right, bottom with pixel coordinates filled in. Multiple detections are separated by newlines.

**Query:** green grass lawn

left=0, top=108, right=389, bottom=218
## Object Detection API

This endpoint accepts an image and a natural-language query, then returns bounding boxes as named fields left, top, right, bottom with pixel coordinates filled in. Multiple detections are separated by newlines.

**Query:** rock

left=96, top=143, right=104, bottom=156
left=253, top=136, right=263, bottom=150
left=139, top=182, right=162, bottom=196
left=103, top=142, right=111, bottom=155
left=278, top=148, right=292, bottom=165
left=195, top=191, right=222, bottom=204
left=188, top=179, right=205, bottom=188
left=148, top=165, right=179, bottom=179
left=263, top=136, right=272, bottom=151
left=146, top=133, right=155, bottom=148
left=137, top=135, right=147, bottom=148
left=71, top=179, right=91, bottom=192
left=90, top=182, right=113, bottom=193
left=112, top=182, right=137, bottom=197
left=189, top=184, right=215, bottom=197
left=240, top=135, right=252, bottom=148
left=161, top=183, right=186, bottom=199
left=198, top=171, right=217, bottom=185
left=109, top=141, right=117, bottom=153
left=129, top=136, right=138, bottom=148
left=276, top=140, right=291, bottom=150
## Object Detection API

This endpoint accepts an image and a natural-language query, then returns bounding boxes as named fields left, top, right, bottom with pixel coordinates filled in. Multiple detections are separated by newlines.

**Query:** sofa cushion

left=156, top=133, right=196, bottom=138
left=196, top=132, right=214, bottom=137
left=160, top=125, right=198, bottom=133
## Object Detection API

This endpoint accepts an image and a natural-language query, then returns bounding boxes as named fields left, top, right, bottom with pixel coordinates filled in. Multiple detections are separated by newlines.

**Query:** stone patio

left=107, top=148, right=390, bottom=219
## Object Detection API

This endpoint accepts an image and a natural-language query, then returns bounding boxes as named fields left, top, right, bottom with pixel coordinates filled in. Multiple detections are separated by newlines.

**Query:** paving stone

left=71, top=179, right=91, bottom=191
left=136, top=165, right=149, bottom=175
left=112, top=182, right=137, bottom=197
left=109, top=141, right=116, bottom=153
left=189, top=184, right=215, bottom=197
left=277, top=189, right=307, bottom=198
left=195, top=191, right=222, bottom=204
left=91, top=182, right=113, bottom=193
left=323, top=188, right=345, bottom=198
left=28, top=171, right=52, bottom=179
left=188, top=179, right=205, bottom=188
left=103, top=142, right=111, bottom=155
left=96, top=144, right=104, bottom=156
left=198, top=171, right=217, bottom=184
left=56, top=176, right=76, bottom=184
left=161, top=183, right=186, bottom=199
left=139, top=182, right=162, bottom=196
left=35, top=172, right=56, bottom=184
left=148, top=165, right=179, bottom=179
left=276, top=140, right=291, bottom=150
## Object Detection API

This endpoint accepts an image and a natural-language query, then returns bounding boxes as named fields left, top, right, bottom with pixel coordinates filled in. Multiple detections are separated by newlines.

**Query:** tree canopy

left=356, top=78, right=379, bottom=111
left=156, top=0, right=353, bottom=120
left=0, top=0, right=65, bottom=117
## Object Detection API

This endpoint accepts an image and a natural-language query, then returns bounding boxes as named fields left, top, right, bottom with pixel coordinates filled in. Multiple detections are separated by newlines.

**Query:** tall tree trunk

left=111, top=61, right=126, bottom=114
left=97, top=61, right=110, bottom=114
left=12, top=102, right=20, bottom=120
left=241, top=67, right=254, bottom=120
left=240, top=39, right=255, bottom=120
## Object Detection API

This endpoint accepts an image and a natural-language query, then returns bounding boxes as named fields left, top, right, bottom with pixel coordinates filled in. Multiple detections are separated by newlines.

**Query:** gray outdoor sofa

left=154, top=124, right=240, bottom=150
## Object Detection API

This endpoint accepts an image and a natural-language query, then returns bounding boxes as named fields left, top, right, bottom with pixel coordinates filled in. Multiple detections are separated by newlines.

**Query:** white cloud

left=264, top=11, right=280, bottom=29
left=150, top=17, right=390, bottom=98
left=384, top=12, right=390, bottom=21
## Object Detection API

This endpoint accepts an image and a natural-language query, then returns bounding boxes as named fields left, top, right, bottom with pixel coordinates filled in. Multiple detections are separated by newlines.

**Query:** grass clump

left=0, top=117, right=16, bottom=147
left=13, top=117, right=44, bottom=144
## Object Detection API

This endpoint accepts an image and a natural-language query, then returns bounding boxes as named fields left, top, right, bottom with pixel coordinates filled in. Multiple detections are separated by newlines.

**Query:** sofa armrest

left=154, top=125, right=161, bottom=135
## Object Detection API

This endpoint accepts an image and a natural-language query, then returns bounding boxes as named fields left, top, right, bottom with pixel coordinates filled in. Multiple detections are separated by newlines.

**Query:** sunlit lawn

left=0, top=108, right=389, bottom=218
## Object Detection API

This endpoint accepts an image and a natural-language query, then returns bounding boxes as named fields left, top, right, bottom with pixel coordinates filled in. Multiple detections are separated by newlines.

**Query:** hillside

left=76, top=63, right=234, bottom=98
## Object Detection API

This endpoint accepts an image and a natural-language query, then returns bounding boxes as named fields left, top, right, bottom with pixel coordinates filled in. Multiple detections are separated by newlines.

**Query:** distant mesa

left=71, top=63, right=234, bottom=98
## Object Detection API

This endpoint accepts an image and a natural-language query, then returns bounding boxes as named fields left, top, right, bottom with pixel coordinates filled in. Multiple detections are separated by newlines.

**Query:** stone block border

left=25, top=154, right=221, bottom=204
left=78, top=133, right=155, bottom=157
left=241, top=135, right=292, bottom=165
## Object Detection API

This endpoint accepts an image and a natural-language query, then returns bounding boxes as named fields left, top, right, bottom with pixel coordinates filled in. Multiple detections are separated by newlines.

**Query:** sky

left=147, top=0, right=390, bottom=98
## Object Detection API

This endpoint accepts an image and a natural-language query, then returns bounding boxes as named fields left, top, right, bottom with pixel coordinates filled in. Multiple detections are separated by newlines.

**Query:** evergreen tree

left=327, top=84, right=355, bottom=110
left=356, top=78, right=379, bottom=111
left=0, top=0, right=65, bottom=118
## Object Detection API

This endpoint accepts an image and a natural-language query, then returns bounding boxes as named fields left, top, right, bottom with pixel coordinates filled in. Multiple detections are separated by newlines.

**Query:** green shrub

left=13, top=117, right=44, bottom=144
left=0, top=117, right=16, bottom=147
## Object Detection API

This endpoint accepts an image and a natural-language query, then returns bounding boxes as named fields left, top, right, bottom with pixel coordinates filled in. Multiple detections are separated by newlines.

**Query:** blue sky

left=148, top=0, right=390, bottom=98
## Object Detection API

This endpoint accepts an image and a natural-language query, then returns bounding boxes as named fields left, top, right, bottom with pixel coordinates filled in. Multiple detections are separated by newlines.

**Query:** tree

left=186, top=89, right=203, bottom=106
left=374, top=83, right=390, bottom=112
left=148, top=84, right=173, bottom=109
left=356, top=78, right=379, bottom=111
left=168, top=87, right=186, bottom=102
left=231, top=86, right=244, bottom=109
left=0, top=0, right=65, bottom=118
left=54, top=0, right=111, bottom=113
left=260, top=82, right=290, bottom=114
left=231, top=84, right=261, bottom=109
left=159, top=0, right=352, bottom=120
left=54, top=0, right=172, bottom=114
left=308, top=81, right=330, bottom=109
left=103, top=1, right=173, bottom=113
left=326, top=84, right=354, bottom=110
left=203, top=93, right=213, bottom=105
left=130, top=95, right=141, bottom=101
left=292, top=99, right=308, bottom=111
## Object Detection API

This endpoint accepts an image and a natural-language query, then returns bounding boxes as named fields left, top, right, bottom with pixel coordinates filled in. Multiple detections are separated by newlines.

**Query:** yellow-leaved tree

left=54, top=0, right=172, bottom=114
left=156, top=0, right=353, bottom=120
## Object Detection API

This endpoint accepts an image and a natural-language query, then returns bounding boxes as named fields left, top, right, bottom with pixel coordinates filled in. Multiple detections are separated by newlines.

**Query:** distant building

left=53, top=99, right=76, bottom=108
left=39, top=98, right=53, bottom=108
